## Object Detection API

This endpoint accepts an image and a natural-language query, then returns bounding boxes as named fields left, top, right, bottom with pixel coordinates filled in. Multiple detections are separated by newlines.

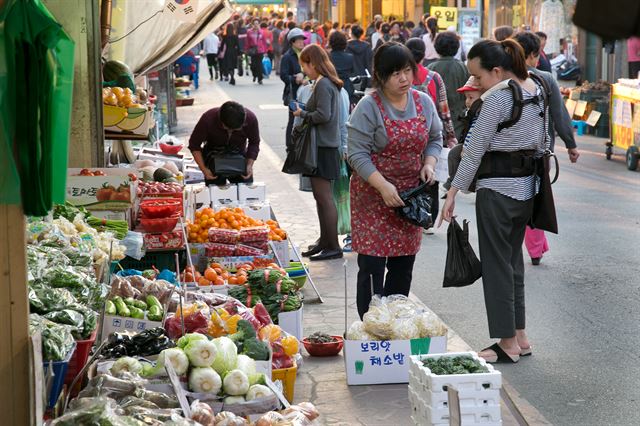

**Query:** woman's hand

left=437, top=189, right=457, bottom=227
left=420, top=163, right=436, bottom=185
left=378, top=181, right=405, bottom=208
left=292, top=103, right=303, bottom=117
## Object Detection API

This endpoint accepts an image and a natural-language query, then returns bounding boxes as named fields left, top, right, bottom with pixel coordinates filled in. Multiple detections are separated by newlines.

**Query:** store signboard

left=459, top=10, right=481, bottom=54
left=431, top=6, right=458, bottom=31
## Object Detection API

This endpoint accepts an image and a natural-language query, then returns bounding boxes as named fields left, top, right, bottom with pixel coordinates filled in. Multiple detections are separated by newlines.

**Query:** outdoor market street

left=175, top=65, right=640, bottom=426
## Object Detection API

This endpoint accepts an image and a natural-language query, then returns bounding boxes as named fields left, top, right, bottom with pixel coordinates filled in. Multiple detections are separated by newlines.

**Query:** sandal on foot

left=480, top=343, right=520, bottom=364
left=520, top=346, right=533, bottom=357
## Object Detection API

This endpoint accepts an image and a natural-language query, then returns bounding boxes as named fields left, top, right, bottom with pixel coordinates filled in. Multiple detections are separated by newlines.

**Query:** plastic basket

left=117, top=249, right=186, bottom=272
left=64, top=331, right=97, bottom=395
left=271, top=363, right=297, bottom=402
left=43, top=343, right=76, bottom=408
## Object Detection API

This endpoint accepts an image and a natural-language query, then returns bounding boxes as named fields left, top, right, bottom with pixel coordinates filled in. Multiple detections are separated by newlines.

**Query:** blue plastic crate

left=43, top=343, right=76, bottom=409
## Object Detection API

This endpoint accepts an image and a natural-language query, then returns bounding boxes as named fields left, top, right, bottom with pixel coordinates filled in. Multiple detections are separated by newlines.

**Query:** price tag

left=574, top=100, right=588, bottom=117
left=586, top=110, right=602, bottom=127
left=565, top=99, right=577, bottom=117
left=165, top=362, right=191, bottom=418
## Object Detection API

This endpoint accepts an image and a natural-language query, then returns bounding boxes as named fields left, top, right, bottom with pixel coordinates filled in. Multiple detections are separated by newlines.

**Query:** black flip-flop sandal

left=481, top=343, right=520, bottom=364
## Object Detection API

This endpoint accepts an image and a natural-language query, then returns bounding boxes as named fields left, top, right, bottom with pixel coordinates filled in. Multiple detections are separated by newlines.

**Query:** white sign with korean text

left=344, top=336, right=447, bottom=385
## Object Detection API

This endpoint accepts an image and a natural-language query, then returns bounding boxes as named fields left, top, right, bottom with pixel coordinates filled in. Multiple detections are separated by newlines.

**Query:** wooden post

left=0, top=204, right=31, bottom=424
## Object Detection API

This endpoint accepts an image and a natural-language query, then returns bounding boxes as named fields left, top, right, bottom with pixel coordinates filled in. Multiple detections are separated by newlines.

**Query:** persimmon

left=204, top=267, right=218, bottom=282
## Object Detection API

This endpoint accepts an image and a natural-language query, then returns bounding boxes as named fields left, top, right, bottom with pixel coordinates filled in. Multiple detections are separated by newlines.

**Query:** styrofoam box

left=188, top=183, right=211, bottom=207
left=409, top=371, right=500, bottom=412
left=409, top=352, right=502, bottom=394
left=101, top=314, right=163, bottom=337
left=278, top=305, right=303, bottom=341
left=241, top=202, right=272, bottom=222
left=138, top=148, right=185, bottom=171
left=238, top=182, right=266, bottom=202
left=425, top=401, right=501, bottom=425
left=210, top=184, right=238, bottom=204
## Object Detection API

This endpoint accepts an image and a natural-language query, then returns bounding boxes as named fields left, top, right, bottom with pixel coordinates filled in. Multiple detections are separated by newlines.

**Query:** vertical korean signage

left=430, top=6, right=458, bottom=31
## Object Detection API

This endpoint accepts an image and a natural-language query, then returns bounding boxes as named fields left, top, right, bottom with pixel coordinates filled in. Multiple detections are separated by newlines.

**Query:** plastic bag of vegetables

left=29, top=314, right=75, bottom=361
left=346, top=321, right=376, bottom=341
left=362, top=303, right=394, bottom=340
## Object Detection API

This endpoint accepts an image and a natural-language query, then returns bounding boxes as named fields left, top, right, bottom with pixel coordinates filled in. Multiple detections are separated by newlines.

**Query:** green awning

left=234, top=0, right=285, bottom=4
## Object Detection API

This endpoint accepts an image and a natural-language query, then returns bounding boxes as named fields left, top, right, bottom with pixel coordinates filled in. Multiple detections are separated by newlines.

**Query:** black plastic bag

left=396, top=182, right=433, bottom=229
left=282, top=118, right=317, bottom=175
left=443, top=218, right=482, bottom=287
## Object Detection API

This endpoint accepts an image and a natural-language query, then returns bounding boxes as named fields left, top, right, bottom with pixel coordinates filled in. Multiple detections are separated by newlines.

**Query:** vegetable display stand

left=408, top=352, right=502, bottom=426
left=43, top=343, right=77, bottom=409
left=271, top=362, right=297, bottom=403
left=64, top=331, right=97, bottom=395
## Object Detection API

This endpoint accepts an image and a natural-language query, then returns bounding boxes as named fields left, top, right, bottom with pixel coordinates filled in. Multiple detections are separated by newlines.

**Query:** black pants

left=205, top=175, right=253, bottom=186
left=250, top=54, right=263, bottom=82
left=206, top=54, right=219, bottom=78
left=476, top=189, right=533, bottom=338
left=356, top=254, right=416, bottom=319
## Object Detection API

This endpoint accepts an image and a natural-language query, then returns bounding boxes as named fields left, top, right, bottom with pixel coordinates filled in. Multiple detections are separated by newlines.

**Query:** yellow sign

left=430, top=6, right=458, bottom=31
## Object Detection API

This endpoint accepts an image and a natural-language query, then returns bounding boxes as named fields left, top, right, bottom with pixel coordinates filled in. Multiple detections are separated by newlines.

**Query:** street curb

left=407, top=293, right=552, bottom=426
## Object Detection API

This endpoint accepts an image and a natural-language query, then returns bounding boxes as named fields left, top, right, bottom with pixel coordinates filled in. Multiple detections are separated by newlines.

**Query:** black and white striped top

left=451, top=79, right=549, bottom=201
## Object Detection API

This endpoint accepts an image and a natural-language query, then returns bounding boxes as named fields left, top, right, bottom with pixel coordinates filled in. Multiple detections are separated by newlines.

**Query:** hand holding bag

left=396, top=181, right=433, bottom=229
left=282, top=117, right=317, bottom=175
left=443, top=218, right=482, bottom=287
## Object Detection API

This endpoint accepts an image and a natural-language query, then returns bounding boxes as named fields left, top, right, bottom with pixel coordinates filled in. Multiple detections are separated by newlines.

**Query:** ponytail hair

left=468, top=39, right=529, bottom=81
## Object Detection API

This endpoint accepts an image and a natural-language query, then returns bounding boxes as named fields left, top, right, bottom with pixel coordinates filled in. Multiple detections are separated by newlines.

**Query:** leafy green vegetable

left=242, top=338, right=270, bottom=361
left=29, top=314, right=75, bottom=361
left=422, top=356, right=489, bottom=375
left=43, top=309, right=84, bottom=337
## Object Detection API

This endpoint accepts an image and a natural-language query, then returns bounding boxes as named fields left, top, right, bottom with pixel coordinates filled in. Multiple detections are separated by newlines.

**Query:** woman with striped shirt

left=439, top=39, right=549, bottom=364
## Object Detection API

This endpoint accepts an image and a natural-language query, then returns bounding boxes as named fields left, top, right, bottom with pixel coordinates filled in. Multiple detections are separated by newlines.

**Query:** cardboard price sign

left=165, top=362, right=191, bottom=418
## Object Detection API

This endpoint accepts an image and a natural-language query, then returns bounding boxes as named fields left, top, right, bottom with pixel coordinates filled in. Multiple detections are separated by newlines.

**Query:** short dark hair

left=513, top=31, right=541, bottom=58
left=351, top=24, right=364, bottom=39
left=381, top=23, right=391, bottom=34
left=405, top=37, right=426, bottom=63
left=260, top=22, right=268, bottom=29
left=287, top=11, right=294, bottom=18
left=286, top=21, right=296, bottom=30
left=329, top=31, right=348, bottom=51
left=422, top=13, right=430, bottom=21
left=493, top=25, right=514, bottom=41
left=372, top=42, right=417, bottom=88
left=405, top=20, right=415, bottom=29
left=468, top=39, right=529, bottom=81
left=535, top=31, right=547, bottom=40
left=219, top=101, right=245, bottom=129
left=434, top=31, right=460, bottom=57
left=375, top=21, right=383, bottom=30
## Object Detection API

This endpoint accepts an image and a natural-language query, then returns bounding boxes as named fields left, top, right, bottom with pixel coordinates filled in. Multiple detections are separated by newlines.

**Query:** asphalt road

left=193, top=73, right=640, bottom=426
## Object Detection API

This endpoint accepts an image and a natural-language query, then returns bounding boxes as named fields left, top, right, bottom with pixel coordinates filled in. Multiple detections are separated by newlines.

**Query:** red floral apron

left=351, top=89, right=429, bottom=257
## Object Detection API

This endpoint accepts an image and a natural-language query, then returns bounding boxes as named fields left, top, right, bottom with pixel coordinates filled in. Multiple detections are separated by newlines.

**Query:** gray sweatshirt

left=299, top=77, right=340, bottom=148
left=347, top=89, right=443, bottom=180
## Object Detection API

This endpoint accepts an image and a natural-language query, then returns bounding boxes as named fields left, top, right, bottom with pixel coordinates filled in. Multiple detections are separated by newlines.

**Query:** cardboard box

left=241, top=202, right=272, bottom=222
left=67, top=168, right=137, bottom=210
left=184, top=166, right=205, bottom=184
left=101, top=314, right=163, bottom=337
left=278, top=306, right=303, bottom=341
left=238, top=182, right=266, bottom=202
left=210, top=184, right=238, bottom=204
left=104, top=105, right=155, bottom=136
left=343, top=335, right=447, bottom=385
left=143, top=229, right=185, bottom=251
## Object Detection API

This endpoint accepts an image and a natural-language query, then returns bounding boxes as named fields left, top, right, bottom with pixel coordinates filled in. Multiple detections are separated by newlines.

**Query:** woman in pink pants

left=524, top=226, right=548, bottom=265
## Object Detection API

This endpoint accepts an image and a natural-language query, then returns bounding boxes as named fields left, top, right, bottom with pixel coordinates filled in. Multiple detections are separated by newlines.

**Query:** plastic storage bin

left=43, top=343, right=76, bottom=408
left=271, top=363, right=297, bottom=402
left=64, top=331, right=97, bottom=394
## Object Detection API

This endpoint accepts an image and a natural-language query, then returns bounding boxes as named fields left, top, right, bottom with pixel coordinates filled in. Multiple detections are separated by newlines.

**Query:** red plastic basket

left=64, top=331, right=97, bottom=395
left=140, top=199, right=181, bottom=218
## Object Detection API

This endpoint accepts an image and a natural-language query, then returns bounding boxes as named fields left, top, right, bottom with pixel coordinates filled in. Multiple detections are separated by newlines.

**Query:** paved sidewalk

left=173, top=77, right=550, bottom=426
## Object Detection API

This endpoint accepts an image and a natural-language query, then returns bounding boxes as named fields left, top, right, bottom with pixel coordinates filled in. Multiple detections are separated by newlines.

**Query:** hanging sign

left=459, top=11, right=481, bottom=53
left=430, top=6, right=458, bottom=31
left=164, top=0, right=198, bottom=23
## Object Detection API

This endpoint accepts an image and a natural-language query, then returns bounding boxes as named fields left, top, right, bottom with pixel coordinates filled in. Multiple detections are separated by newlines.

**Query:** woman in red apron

left=348, top=42, right=443, bottom=319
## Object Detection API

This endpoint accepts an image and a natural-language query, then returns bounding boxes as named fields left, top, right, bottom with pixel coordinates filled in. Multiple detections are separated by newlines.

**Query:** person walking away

left=246, top=19, right=268, bottom=84
left=411, top=13, right=429, bottom=38
left=422, top=17, right=439, bottom=66
left=189, top=101, right=260, bottom=186
left=280, top=28, right=307, bottom=150
left=329, top=31, right=356, bottom=103
left=272, top=20, right=285, bottom=75
left=175, top=49, right=199, bottom=88
left=280, top=21, right=297, bottom=53
left=406, top=38, right=458, bottom=226
left=513, top=31, right=580, bottom=265
left=371, top=21, right=384, bottom=52
left=292, top=45, right=344, bottom=261
left=203, top=31, right=220, bottom=80
left=236, top=20, right=248, bottom=77
left=374, top=23, right=391, bottom=51
left=427, top=31, right=469, bottom=141
left=261, top=22, right=274, bottom=76
left=439, top=39, right=550, bottom=364
left=346, top=25, right=373, bottom=89
left=366, top=14, right=383, bottom=43
left=219, top=23, right=239, bottom=85
left=447, top=26, right=466, bottom=62
left=493, top=25, right=513, bottom=41
left=535, top=32, right=552, bottom=73
left=348, top=42, right=443, bottom=319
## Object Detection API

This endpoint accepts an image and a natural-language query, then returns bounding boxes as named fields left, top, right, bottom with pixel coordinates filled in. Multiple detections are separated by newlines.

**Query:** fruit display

left=137, top=180, right=183, bottom=196
left=143, top=230, right=185, bottom=250
left=182, top=262, right=254, bottom=287
left=102, top=86, right=146, bottom=109
left=105, top=295, right=165, bottom=321
left=187, top=207, right=287, bottom=244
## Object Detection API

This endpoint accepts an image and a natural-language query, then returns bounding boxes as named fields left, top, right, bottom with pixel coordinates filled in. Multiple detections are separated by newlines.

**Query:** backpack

left=497, top=72, right=551, bottom=132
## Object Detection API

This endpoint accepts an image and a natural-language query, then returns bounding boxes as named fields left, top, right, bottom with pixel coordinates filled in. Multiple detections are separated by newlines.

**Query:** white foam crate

left=410, top=371, right=500, bottom=412
left=410, top=352, right=502, bottom=393
left=425, top=402, right=501, bottom=425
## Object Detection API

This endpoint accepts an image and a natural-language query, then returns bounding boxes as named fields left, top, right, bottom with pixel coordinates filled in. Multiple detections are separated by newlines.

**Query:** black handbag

left=443, top=218, right=482, bottom=287
left=282, top=83, right=293, bottom=107
left=396, top=182, right=433, bottom=229
left=528, top=152, right=559, bottom=234
left=282, top=118, right=317, bottom=175
left=212, top=154, right=247, bottom=177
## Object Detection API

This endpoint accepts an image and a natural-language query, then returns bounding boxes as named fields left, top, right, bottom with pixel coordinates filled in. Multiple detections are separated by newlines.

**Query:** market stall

left=608, top=79, right=640, bottom=170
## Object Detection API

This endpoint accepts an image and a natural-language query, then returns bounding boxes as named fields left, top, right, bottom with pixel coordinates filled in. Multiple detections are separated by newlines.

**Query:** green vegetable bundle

left=262, top=293, right=302, bottom=322
left=85, top=216, right=128, bottom=240
left=247, top=269, right=287, bottom=286
left=422, top=356, right=489, bottom=375
left=228, top=285, right=262, bottom=308
left=29, top=314, right=75, bottom=361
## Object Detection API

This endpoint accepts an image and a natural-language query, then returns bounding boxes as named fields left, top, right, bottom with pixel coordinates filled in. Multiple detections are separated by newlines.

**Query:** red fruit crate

left=64, top=331, right=97, bottom=396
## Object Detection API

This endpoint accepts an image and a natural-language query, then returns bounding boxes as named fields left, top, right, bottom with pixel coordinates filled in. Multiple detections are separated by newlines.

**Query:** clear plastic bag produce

left=238, top=226, right=269, bottom=243
left=390, top=317, right=421, bottom=340
left=416, top=311, right=448, bottom=337
left=208, top=228, right=239, bottom=244
left=205, top=242, right=236, bottom=257
left=362, top=304, right=394, bottom=340
left=346, top=321, right=376, bottom=340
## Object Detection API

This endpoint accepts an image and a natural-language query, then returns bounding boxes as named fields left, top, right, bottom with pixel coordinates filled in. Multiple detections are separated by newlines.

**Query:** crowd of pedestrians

left=184, top=12, right=582, bottom=365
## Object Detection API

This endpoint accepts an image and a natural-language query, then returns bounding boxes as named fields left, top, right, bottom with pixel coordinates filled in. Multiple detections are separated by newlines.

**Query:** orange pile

left=186, top=207, right=287, bottom=243
left=197, top=262, right=253, bottom=286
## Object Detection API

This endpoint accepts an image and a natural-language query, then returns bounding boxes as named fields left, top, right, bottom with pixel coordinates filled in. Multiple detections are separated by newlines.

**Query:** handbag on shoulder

left=396, top=181, right=433, bottom=229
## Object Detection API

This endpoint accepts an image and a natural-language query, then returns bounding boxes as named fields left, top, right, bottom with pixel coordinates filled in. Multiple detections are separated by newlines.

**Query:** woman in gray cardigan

left=292, top=44, right=344, bottom=261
